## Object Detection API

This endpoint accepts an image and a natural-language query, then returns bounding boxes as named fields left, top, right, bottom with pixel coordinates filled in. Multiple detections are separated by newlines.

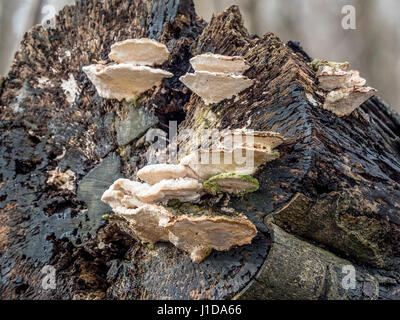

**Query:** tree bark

left=0, top=0, right=399, bottom=300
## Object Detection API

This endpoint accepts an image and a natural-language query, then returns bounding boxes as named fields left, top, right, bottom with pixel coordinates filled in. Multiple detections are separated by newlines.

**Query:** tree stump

left=0, top=0, right=399, bottom=300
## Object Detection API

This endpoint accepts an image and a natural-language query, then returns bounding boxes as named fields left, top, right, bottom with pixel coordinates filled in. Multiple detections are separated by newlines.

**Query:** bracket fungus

left=166, top=215, right=258, bottom=263
left=180, top=147, right=279, bottom=181
left=102, top=175, right=257, bottom=262
left=218, top=129, right=286, bottom=152
left=83, top=64, right=173, bottom=101
left=109, top=38, right=170, bottom=66
left=100, top=129, right=285, bottom=262
left=134, top=178, right=203, bottom=204
left=180, top=129, right=285, bottom=181
left=83, top=38, right=172, bottom=101
left=189, top=53, right=250, bottom=74
left=113, top=204, right=174, bottom=243
left=310, top=59, right=377, bottom=116
left=179, top=53, right=254, bottom=105
left=137, top=164, right=199, bottom=184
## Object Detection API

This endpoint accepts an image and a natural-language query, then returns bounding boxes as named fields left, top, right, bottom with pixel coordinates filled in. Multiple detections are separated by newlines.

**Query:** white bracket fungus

left=218, top=129, right=286, bottom=152
left=83, top=38, right=172, bottom=101
left=82, top=64, right=173, bottom=101
left=101, top=129, right=285, bottom=262
left=134, top=178, right=203, bottom=204
left=109, top=38, right=170, bottom=66
left=102, top=176, right=257, bottom=262
left=179, top=53, right=254, bottom=105
left=113, top=204, right=174, bottom=243
left=180, top=129, right=285, bottom=181
left=166, top=215, right=258, bottom=263
left=137, top=164, right=199, bottom=184
left=180, top=147, right=279, bottom=181
left=323, top=86, right=376, bottom=117
left=310, top=59, right=377, bottom=117
left=189, top=53, right=250, bottom=75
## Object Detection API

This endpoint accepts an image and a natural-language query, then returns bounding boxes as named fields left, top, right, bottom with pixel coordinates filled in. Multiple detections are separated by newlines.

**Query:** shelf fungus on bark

left=82, top=64, right=173, bottom=101
left=109, top=38, right=170, bottom=66
left=102, top=177, right=257, bottom=262
left=100, top=129, right=286, bottom=262
left=189, top=53, right=250, bottom=74
left=309, top=59, right=377, bottom=116
left=218, top=129, right=286, bottom=152
left=180, top=147, right=279, bottom=181
left=113, top=204, right=174, bottom=243
left=180, top=129, right=285, bottom=181
left=137, top=164, right=199, bottom=184
left=135, top=178, right=203, bottom=204
left=101, top=178, right=146, bottom=209
left=179, top=53, right=254, bottom=105
left=165, top=215, right=258, bottom=263
left=203, top=173, right=259, bottom=196
left=83, top=38, right=172, bottom=101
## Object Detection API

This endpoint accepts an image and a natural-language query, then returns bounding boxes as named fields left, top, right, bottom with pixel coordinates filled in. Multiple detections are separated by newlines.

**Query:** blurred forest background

left=0, top=0, right=399, bottom=111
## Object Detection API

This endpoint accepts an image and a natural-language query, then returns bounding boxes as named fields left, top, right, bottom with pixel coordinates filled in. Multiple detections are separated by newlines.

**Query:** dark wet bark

left=0, top=0, right=400, bottom=300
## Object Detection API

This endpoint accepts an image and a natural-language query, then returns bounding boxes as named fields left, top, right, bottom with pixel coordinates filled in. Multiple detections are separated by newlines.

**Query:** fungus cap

left=135, top=178, right=203, bottom=204
left=101, top=178, right=147, bottom=209
left=218, top=129, right=286, bottom=151
left=137, top=164, right=198, bottom=184
left=323, top=86, right=377, bottom=117
left=190, top=53, right=250, bottom=74
left=317, top=66, right=367, bottom=91
left=83, top=64, right=173, bottom=101
left=166, top=215, right=257, bottom=262
left=179, top=71, right=253, bottom=105
left=180, top=147, right=279, bottom=181
left=109, top=38, right=170, bottom=66
left=114, top=204, right=174, bottom=243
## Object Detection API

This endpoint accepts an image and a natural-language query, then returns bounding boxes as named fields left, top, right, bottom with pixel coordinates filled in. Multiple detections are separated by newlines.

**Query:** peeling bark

left=0, top=0, right=400, bottom=300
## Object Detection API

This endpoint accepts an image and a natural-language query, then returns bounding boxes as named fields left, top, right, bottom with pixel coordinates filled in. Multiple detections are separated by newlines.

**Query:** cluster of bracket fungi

left=101, top=129, right=285, bottom=262
left=82, top=38, right=377, bottom=262
left=310, top=59, right=377, bottom=117
left=82, top=38, right=173, bottom=101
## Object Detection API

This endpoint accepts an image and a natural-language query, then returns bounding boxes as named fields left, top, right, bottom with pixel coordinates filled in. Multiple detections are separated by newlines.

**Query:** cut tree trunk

left=0, top=0, right=400, bottom=300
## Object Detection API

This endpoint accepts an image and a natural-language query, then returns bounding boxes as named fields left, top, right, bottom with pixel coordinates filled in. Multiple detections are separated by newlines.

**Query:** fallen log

left=0, top=0, right=399, bottom=300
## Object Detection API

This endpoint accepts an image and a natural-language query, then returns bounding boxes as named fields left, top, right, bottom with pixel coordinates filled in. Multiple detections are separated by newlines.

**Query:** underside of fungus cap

left=137, top=164, right=199, bottom=184
left=180, top=147, right=280, bottom=181
left=166, top=215, right=258, bottom=262
left=190, top=53, right=250, bottom=74
left=179, top=71, right=254, bottom=105
left=114, top=204, right=174, bottom=243
left=203, top=173, right=259, bottom=196
left=135, top=178, right=203, bottom=204
left=218, top=129, right=286, bottom=151
left=109, top=38, right=170, bottom=66
left=82, top=64, right=173, bottom=101
left=323, top=86, right=377, bottom=116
